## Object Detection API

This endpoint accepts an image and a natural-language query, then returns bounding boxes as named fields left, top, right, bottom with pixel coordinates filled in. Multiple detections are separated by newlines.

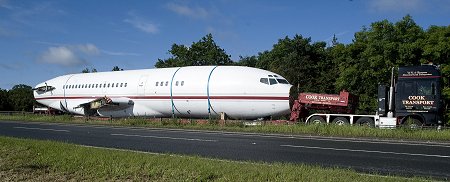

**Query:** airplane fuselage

left=34, top=66, right=292, bottom=119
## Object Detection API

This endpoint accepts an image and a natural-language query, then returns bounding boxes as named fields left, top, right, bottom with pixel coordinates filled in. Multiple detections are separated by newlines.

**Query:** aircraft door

left=138, top=75, right=148, bottom=95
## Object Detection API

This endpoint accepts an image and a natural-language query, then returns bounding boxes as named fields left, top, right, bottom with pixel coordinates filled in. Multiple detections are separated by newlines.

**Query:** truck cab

left=394, top=65, right=443, bottom=126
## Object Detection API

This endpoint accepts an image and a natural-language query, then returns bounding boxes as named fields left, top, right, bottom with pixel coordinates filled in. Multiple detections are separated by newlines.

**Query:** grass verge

left=1, top=114, right=450, bottom=142
left=0, top=136, right=426, bottom=181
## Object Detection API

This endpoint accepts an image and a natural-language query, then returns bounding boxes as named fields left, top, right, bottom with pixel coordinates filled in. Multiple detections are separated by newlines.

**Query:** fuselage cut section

left=34, top=66, right=292, bottom=119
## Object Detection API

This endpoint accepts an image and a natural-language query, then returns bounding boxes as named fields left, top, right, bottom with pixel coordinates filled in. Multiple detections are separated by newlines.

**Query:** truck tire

left=356, top=117, right=374, bottom=127
left=308, top=116, right=326, bottom=124
left=332, top=117, right=349, bottom=126
left=403, top=117, right=422, bottom=129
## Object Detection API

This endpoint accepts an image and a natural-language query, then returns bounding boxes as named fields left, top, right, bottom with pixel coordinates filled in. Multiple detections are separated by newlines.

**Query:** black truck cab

left=394, top=65, right=443, bottom=126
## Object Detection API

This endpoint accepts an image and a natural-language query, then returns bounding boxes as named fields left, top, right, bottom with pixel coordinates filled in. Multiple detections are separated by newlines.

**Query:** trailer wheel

left=308, top=116, right=326, bottom=124
left=403, top=117, right=423, bottom=129
left=356, top=118, right=374, bottom=127
left=332, top=117, right=349, bottom=126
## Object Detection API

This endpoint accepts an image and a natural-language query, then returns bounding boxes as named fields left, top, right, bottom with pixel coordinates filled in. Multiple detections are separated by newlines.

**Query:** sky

left=1, top=0, right=450, bottom=89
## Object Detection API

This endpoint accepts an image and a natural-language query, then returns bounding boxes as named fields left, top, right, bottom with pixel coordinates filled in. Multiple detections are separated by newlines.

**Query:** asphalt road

left=0, top=120, right=449, bottom=179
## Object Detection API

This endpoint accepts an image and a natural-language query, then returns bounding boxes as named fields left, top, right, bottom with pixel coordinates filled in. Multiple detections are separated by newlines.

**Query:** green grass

left=1, top=114, right=450, bottom=142
left=0, top=136, right=427, bottom=181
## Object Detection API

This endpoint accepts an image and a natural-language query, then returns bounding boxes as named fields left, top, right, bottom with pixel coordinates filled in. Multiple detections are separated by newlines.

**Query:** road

left=0, top=120, right=449, bottom=179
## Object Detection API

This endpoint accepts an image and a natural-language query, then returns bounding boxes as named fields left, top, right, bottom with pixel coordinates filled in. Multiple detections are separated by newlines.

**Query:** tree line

left=1, top=15, right=449, bottom=122
left=0, top=84, right=35, bottom=112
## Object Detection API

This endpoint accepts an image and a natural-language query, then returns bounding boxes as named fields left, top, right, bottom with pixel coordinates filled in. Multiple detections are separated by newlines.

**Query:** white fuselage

left=34, top=66, right=292, bottom=119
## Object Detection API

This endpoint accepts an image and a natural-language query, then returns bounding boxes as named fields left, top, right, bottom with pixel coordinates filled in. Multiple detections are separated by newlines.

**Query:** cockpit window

left=276, top=79, right=289, bottom=84
left=260, top=78, right=269, bottom=85
left=269, top=78, right=277, bottom=85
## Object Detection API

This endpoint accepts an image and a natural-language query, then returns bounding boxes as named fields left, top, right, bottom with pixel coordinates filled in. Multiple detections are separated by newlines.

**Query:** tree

left=256, top=35, right=332, bottom=94
left=334, top=15, right=425, bottom=113
left=112, top=66, right=123, bottom=71
left=0, top=88, right=11, bottom=111
left=420, top=25, right=450, bottom=123
left=81, top=68, right=97, bottom=73
left=155, top=34, right=233, bottom=68
left=234, top=56, right=258, bottom=67
left=8, top=84, right=34, bottom=112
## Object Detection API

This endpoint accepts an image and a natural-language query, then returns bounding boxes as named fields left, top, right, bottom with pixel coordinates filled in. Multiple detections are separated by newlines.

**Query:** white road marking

left=13, top=126, right=70, bottom=132
left=111, top=133, right=218, bottom=142
left=280, top=144, right=450, bottom=159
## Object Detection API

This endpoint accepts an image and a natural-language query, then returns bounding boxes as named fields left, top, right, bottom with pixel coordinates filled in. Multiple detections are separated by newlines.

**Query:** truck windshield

left=417, top=81, right=435, bottom=96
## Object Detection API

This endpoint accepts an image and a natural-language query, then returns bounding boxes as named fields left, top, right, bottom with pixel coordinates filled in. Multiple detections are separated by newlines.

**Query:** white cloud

left=167, top=3, right=209, bottom=19
left=39, top=46, right=87, bottom=66
left=77, top=43, right=99, bottom=55
left=37, top=43, right=139, bottom=66
left=369, top=0, right=422, bottom=13
left=124, top=13, right=159, bottom=34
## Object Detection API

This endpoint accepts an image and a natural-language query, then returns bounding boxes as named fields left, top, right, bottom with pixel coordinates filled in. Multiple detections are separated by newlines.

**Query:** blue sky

left=1, top=0, right=450, bottom=89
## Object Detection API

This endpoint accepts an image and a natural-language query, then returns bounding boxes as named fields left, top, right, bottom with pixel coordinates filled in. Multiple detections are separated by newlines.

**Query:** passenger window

left=181, top=81, right=184, bottom=86
left=165, top=81, right=168, bottom=86
left=95, top=84, right=98, bottom=88
left=125, top=83, right=127, bottom=87
left=156, top=82, right=159, bottom=86
left=160, top=81, right=163, bottom=86
left=269, top=78, right=277, bottom=85
left=120, top=83, right=123, bottom=87
left=103, top=83, right=106, bottom=88
left=115, top=83, right=118, bottom=87
left=176, top=81, right=179, bottom=86
left=111, top=83, right=114, bottom=88
left=260, top=78, right=269, bottom=85
left=107, top=83, right=110, bottom=88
